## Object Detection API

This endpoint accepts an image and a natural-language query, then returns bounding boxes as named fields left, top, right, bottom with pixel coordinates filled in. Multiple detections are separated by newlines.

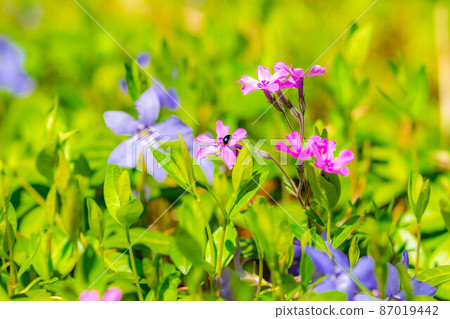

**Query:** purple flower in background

left=136, top=52, right=151, bottom=68
left=288, top=239, right=302, bottom=276
left=312, top=138, right=354, bottom=177
left=194, top=120, right=247, bottom=170
left=354, top=251, right=436, bottom=301
left=305, top=244, right=378, bottom=300
left=0, top=35, right=35, bottom=96
left=152, top=80, right=180, bottom=111
left=79, top=287, right=123, bottom=301
left=104, top=87, right=192, bottom=182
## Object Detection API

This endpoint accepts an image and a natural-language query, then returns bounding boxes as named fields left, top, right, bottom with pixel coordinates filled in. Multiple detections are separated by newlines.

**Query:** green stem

left=215, top=220, right=228, bottom=297
left=327, top=210, right=332, bottom=243
left=100, top=242, right=105, bottom=268
left=195, top=195, right=215, bottom=294
left=125, top=228, right=144, bottom=301
left=254, top=251, right=264, bottom=300
left=415, top=223, right=421, bottom=275
left=5, top=216, right=15, bottom=297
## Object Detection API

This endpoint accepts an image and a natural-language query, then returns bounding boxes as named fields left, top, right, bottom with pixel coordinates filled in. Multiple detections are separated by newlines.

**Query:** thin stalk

left=125, top=228, right=144, bottom=301
left=327, top=210, right=332, bottom=243
left=5, top=217, right=16, bottom=297
left=215, top=220, right=228, bottom=297
left=254, top=251, right=264, bottom=300
left=14, top=173, right=46, bottom=207
left=100, top=242, right=105, bottom=267
left=415, top=223, right=421, bottom=275
left=281, top=109, right=295, bottom=132
left=195, top=195, right=215, bottom=294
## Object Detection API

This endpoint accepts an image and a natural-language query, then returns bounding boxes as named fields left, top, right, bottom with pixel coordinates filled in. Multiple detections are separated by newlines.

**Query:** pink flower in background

left=79, top=287, right=123, bottom=301
left=237, top=65, right=288, bottom=95
left=194, top=120, right=247, bottom=170
left=276, top=133, right=322, bottom=160
left=312, top=139, right=354, bottom=176
left=274, top=62, right=325, bottom=89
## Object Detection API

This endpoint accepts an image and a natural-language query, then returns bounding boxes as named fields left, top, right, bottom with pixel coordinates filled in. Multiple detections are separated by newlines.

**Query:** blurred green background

left=1, top=0, right=449, bottom=281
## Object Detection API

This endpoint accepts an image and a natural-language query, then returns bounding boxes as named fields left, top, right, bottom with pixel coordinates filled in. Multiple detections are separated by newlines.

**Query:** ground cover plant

left=0, top=0, right=449, bottom=301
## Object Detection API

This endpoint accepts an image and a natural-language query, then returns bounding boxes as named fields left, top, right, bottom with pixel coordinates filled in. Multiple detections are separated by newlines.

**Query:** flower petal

left=400, top=250, right=410, bottom=268
left=327, top=243, right=350, bottom=270
left=142, top=145, right=168, bottom=182
left=152, top=115, right=193, bottom=141
left=228, top=128, right=247, bottom=147
left=220, top=146, right=237, bottom=170
left=385, top=263, right=400, bottom=298
left=135, top=87, right=160, bottom=128
left=103, top=111, right=140, bottom=136
left=216, top=120, right=230, bottom=139
left=332, top=149, right=354, bottom=168
left=353, top=293, right=377, bottom=301
left=165, top=87, right=180, bottom=110
left=352, top=256, right=378, bottom=290
left=304, top=245, right=334, bottom=275
left=194, top=134, right=216, bottom=144
left=285, top=131, right=302, bottom=153
left=276, top=141, right=297, bottom=158
left=197, top=145, right=219, bottom=159
left=411, top=279, right=436, bottom=297
left=256, top=65, right=272, bottom=81
left=314, top=276, right=336, bottom=293
left=107, top=137, right=139, bottom=169
left=305, top=65, right=325, bottom=77
left=101, top=288, right=123, bottom=301
left=79, top=290, right=100, bottom=301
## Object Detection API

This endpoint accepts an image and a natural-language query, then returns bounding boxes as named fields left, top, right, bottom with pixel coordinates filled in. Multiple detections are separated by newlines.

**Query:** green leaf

left=117, top=170, right=131, bottom=205
left=157, top=272, right=182, bottom=301
left=307, top=291, right=347, bottom=301
left=332, top=215, right=362, bottom=248
left=408, top=171, right=430, bottom=222
left=124, top=63, right=139, bottom=101
left=169, top=241, right=192, bottom=275
left=104, top=164, right=122, bottom=223
left=17, top=233, right=42, bottom=280
left=205, top=222, right=238, bottom=271
left=178, top=133, right=195, bottom=186
left=232, top=145, right=253, bottom=193
left=348, top=235, right=360, bottom=268
left=0, top=168, right=11, bottom=210
left=306, top=164, right=341, bottom=212
left=345, top=24, right=373, bottom=67
left=60, top=180, right=81, bottom=241
left=143, top=255, right=161, bottom=296
left=300, top=254, right=313, bottom=289
left=175, top=228, right=215, bottom=275
left=440, top=199, right=450, bottom=233
left=104, top=227, right=172, bottom=255
left=228, top=168, right=269, bottom=218
left=45, top=186, right=58, bottom=227
left=55, top=152, right=70, bottom=195
left=5, top=203, right=17, bottom=234
left=36, top=147, right=57, bottom=182
left=416, top=265, right=450, bottom=287
left=87, top=198, right=105, bottom=243
left=115, top=198, right=143, bottom=228
left=151, top=147, right=189, bottom=191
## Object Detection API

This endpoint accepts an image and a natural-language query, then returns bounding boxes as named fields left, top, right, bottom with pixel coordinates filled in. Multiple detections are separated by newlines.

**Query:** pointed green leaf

left=116, top=198, right=143, bottom=229
left=87, top=198, right=105, bottom=243
left=232, top=145, right=253, bottom=193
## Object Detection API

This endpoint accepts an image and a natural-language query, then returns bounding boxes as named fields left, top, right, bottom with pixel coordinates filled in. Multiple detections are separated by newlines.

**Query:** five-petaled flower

left=79, top=287, right=123, bottom=301
left=104, top=87, right=193, bottom=182
left=312, top=138, right=354, bottom=177
left=237, top=65, right=288, bottom=95
left=276, top=132, right=321, bottom=160
left=194, top=120, right=247, bottom=170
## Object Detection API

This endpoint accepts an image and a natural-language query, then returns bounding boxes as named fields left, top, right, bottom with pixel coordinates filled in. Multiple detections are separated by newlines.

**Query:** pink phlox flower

left=79, top=287, right=123, bottom=301
left=237, top=65, right=289, bottom=95
left=276, top=132, right=322, bottom=160
left=194, top=120, right=247, bottom=170
left=311, top=138, right=354, bottom=177
left=274, top=62, right=325, bottom=89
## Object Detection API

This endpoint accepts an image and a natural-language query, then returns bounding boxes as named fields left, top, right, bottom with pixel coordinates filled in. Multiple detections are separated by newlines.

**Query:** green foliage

left=408, top=171, right=431, bottom=222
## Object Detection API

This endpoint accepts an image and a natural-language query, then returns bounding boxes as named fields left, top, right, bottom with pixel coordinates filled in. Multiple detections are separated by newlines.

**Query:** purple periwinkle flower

left=305, top=244, right=378, bottom=300
left=0, top=35, right=35, bottom=96
left=288, top=239, right=302, bottom=276
left=354, top=251, right=436, bottom=301
left=104, top=87, right=192, bottom=182
left=136, top=52, right=151, bottom=68
left=79, top=287, right=123, bottom=301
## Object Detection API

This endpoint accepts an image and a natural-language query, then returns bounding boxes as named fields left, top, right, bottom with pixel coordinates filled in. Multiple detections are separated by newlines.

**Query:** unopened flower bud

left=254, top=149, right=271, bottom=160
left=273, top=100, right=284, bottom=112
